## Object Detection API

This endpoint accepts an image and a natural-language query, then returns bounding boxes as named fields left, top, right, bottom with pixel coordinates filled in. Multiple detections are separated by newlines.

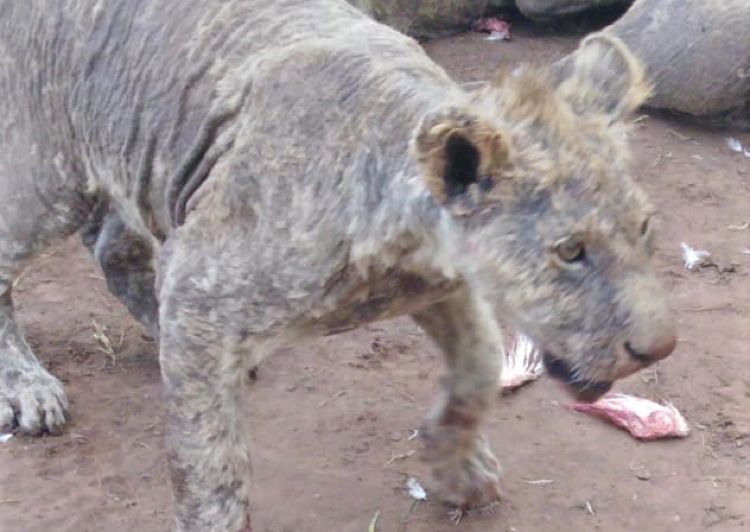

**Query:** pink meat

left=499, top=333, right=543, bottom=393
left=569, top=393, right=690, bottom=440
left=473, top=17, right=511, bottom=39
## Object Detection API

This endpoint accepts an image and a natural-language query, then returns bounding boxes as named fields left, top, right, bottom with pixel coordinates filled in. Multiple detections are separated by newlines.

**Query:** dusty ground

left=2, top=20, right=750, bottom=532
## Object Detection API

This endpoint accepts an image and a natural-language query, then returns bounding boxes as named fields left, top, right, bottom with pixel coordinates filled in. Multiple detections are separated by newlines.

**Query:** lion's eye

left=640, top=217, right=650, bottom=236
left=556, top=239, right=586, bottom=263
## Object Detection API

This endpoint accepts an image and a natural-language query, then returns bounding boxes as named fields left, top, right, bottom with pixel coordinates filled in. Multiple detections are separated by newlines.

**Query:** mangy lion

left=0, top=1, right=676, bottom=529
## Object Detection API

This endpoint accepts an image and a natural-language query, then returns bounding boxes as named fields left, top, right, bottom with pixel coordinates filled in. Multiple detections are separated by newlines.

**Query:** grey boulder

left=601, top=0, right=750, bottom=128
left=516, top=0, right=632, bottom=21
left=347, top=0, right=489, bottom=39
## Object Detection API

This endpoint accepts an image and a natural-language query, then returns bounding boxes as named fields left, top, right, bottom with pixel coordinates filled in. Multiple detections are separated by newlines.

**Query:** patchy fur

left=0, top=1, right=675, bottom=530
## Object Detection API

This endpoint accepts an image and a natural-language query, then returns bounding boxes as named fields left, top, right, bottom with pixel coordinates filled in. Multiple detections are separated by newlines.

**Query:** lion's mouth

left=542, top=352, right=612, bottom=402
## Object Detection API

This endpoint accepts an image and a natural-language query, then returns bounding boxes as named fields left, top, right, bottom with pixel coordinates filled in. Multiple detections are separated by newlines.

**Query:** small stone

left=354, top=441, right=370, bottom=454
left=636, top=469, right=652, bottom=481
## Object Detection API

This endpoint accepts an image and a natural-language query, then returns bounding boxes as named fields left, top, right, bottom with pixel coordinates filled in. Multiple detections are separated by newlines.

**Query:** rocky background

left=347, top=0, right=749, bottom=130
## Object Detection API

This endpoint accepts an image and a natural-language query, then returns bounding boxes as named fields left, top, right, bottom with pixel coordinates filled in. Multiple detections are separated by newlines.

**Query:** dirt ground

left=2, top=20, right=750, bottom=532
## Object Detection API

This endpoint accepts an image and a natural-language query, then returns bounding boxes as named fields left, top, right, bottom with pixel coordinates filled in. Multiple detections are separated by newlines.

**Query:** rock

left=346, top=0, right=375, bottom=15
left=516, top=0, right=632, bottom=21
left=487, top=0, right=515, bottom=11
left=346, top=0, right=489, bottom=40
left=602, top=0, right=750, bottom=129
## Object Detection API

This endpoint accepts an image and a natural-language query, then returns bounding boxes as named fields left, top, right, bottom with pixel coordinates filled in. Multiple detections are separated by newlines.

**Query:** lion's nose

left=624, top=334, right=676, bottom=363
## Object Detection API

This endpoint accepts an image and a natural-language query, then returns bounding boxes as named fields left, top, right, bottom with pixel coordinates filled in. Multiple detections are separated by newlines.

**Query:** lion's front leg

left=160, top=326, right=254, bottom=532
left=158, top=264, right=257, bottom=532
left=412, top=285, right=503, bottom=510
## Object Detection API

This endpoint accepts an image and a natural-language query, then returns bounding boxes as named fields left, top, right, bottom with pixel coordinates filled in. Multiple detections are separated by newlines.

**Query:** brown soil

left=2, top=23, right=750, bottom=532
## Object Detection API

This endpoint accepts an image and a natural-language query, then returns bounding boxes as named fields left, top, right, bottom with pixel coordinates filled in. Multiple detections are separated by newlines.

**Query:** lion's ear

left=554, top=33, right=651, bottom=122
left=412, top=108, right=511, bottom=206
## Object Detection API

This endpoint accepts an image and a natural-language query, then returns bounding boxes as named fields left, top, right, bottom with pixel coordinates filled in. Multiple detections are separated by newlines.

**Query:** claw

left=448, top=507, right=464, bottom=526
left=423, top=427, right=503, bottom=512
left=477, top=500, right=501, bottom=516
left=448, top=500, right=500, bottom=526
left=0, top=367, right=68, bottom=436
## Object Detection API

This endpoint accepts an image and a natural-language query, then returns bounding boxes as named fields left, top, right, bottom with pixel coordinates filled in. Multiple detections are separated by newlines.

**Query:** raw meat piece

left=499, top=333, right=543, bottom=392
left=569, top=393, right=690, bottom=440
left=473, top=17, right=511, bottom=40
